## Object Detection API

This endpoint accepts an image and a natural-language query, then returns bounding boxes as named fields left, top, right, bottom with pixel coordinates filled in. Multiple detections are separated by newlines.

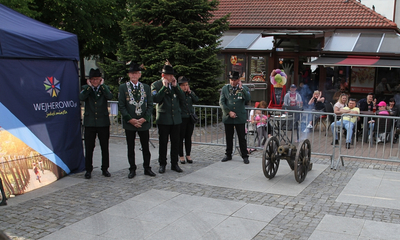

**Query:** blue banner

left=0, top=59, right=84, bottom=174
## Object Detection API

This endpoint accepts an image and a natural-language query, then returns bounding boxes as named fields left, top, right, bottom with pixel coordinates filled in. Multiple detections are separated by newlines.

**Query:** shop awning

left=304, top=56, right=400, bottom=68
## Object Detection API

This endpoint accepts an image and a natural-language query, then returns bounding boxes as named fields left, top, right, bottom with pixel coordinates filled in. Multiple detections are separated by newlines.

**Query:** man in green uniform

left=118, top=62, right=156, bottom=178
left=79, top=68, right=113, bottom=179
left=151, top=61, right=185, bottom=173
left=219, top=71, right=251, bottom=164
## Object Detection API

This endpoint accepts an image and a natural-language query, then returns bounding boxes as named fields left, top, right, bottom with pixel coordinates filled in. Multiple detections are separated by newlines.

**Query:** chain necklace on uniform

left=229, top=85, right=241, bottom=95
left=127, top=81, right=145, bottom=115
left=228, top=85, right=243, bottom=99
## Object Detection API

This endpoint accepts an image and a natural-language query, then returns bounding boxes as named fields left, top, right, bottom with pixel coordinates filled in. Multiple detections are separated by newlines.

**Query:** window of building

left=324, top=32, right=359, bottom=52
left=229, top=54, right=246, bottom=81
left=353, top=33, right=383, bottom=53
left=376, top=68, right=400, bottom=96
left=225, top=33, right=260, bottom=49
left=249, top=56, right=267, bottom=82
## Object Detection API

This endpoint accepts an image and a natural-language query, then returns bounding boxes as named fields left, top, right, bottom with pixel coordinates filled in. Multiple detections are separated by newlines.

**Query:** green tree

left=105, top=0, right=229, bottom=104
left=0, top=0, right=40, bottom=18
left=33, top=0, right=127, bottom=84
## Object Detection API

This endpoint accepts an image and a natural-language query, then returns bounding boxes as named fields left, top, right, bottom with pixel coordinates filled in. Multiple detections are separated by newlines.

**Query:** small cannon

left=262, top=136, right=312, bottom=183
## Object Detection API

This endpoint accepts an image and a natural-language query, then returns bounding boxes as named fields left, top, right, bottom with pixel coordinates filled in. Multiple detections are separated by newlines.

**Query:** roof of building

left=213, top=0, right=397, bottom=30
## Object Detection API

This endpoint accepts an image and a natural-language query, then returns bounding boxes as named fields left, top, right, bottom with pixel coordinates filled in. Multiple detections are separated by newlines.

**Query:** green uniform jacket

left=118, top=82, right=153, bottom=131
left=219, top=84, right=251, bottom=124
left=180, top=91, right=199, bottom=119
left=79, top=84, right=113, bottom=127
left=151, top=80, right=185, bottom=125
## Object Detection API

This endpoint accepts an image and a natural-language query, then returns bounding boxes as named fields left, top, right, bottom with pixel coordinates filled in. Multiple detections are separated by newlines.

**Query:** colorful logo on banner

left=33, top=76, right=77, bottom=117
left=44, top=76, right=60, bottom=97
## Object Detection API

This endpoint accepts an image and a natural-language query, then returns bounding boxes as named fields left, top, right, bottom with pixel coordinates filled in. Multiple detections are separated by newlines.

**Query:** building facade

left=215, top=0, right=400, bottom=103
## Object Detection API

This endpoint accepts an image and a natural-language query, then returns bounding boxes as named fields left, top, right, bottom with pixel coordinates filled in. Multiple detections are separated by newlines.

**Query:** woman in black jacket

left=388, top=98, right=399, bottom=143
left=388, top=98, right=399, bottom=116
left=178, top=76, right=199, bottom=164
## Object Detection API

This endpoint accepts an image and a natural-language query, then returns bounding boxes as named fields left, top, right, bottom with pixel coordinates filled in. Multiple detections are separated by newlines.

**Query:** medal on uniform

left=237, top=90, right=242, bottom=99
left=127, top=82, right=145, bottom=115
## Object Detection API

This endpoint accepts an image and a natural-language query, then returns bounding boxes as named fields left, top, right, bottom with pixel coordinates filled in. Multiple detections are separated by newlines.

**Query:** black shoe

left=221, top=155, right=232, bottom=162
left=180, top=158, right=185, bottom=164
left=346, top=143, right=351, bottom=149
left=159, top=165, right=166, bottom=174
left=171, top=164, right=183, bottom=172
left=331, top=140, right=339, bottom=145
left=144, top=169, right=156, bottom=177
left=128, top=170, right=136, bottom=179
left=102, top=170, right=111, bottom=177
left=0, top=201, right=7, bottom=206
left=186, top=156, right=193, bottom=164
left=84, top=171, right=91, bottom=179
left=243, top=157, right=249, bottom=164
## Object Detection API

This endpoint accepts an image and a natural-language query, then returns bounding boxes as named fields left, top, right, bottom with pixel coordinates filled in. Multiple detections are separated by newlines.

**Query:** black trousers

left=158, top=124, right=180, bottom=166
left=179, top=118, right=194, bottom=157
left=125, top=129, right=151, bottom=171
left=84, top=126, right=110, bottom=172
left=224, top=123, right=248, bottom=158
left=0, top=178, right=7, bottom=205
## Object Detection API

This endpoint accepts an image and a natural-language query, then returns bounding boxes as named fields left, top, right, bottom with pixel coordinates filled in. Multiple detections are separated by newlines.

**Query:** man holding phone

left=151, top=60, right=185, bottom=174
left=79, top=68, right=113, bottom=179
left=219, top=71, right=251, bottom=164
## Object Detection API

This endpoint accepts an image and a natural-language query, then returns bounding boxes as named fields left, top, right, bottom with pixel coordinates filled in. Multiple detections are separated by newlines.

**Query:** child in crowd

left=368, top=101, right=389, bottom=143
left=254, top=109, right=268, bottom=147
left=251, top=101, right=272, bottom=147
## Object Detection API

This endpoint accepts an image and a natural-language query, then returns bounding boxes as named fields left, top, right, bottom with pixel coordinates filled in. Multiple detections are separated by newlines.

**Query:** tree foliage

left=0, top=0, right=39, bottom=18
left=33, top=0, right=126, bottom=59
left=1, top=0, right=126, bottom=59
left=103, top=0, right=229, bottom=105
left=10, top=0, right=127, bottom=83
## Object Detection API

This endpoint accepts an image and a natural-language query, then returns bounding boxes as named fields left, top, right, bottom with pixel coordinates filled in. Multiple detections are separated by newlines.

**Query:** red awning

left=305, top=56, right=400, bottom=68
left=338, top=56, right=379, bottom=65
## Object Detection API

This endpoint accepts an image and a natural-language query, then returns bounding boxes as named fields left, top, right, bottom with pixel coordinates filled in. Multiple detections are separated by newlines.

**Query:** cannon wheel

left=262, top=136, right=280, bottom=179
left=294, top=139, right=311, bottom=183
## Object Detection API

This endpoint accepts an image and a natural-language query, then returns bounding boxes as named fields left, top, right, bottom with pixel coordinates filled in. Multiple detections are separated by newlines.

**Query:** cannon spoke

left=294, top=139, right=311, bottom=183
left=262, top=136, right=280, bottom=179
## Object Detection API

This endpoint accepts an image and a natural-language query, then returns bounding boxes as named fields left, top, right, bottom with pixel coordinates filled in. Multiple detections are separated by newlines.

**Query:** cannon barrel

left=277, top=145, right=289, bottom=154
left=277, top=144, right=297, bottom=155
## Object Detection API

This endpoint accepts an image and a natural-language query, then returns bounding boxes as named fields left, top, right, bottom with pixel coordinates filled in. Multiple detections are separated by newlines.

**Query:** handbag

left=183, top=98, right=198, bottom=124
left=190, top=112, right=198, bottom=124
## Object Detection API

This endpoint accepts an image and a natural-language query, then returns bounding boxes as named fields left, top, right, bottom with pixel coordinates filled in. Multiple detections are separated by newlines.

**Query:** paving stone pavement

left=1, top=137, right=400, bottom=239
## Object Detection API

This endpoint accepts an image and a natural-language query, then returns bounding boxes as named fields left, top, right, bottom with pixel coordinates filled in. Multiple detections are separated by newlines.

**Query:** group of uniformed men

left=80, top=61, right=251, bottom=179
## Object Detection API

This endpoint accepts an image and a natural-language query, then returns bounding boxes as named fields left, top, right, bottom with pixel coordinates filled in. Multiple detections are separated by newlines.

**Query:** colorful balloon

left=270, top=69, right=287, bottom=87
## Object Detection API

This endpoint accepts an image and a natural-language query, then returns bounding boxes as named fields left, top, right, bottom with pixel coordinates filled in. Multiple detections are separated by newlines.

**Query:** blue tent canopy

left=0, top=4, right=79, bottom=61
left=0, top=4, right=84, bottom=179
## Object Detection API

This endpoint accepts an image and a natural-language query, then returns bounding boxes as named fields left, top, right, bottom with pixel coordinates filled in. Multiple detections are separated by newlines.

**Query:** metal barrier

left=246, top=107, right=337, bottom=166
left=107, top=102, right=228, bottom=148
left=103, top=101, right=400, bottom=170
left=332, top=113, right=400, bottom=169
